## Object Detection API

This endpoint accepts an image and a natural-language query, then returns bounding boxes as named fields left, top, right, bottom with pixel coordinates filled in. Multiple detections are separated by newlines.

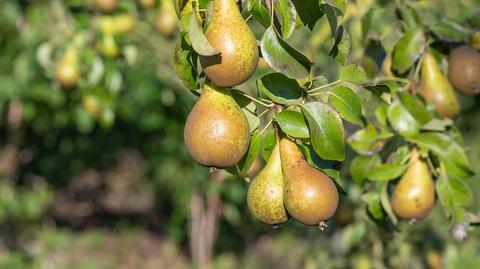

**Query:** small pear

left=200, top=0, right=259, bottom=87
left=184, top=83, right=250, bottom=168
left=247, top=142, right=288, bottom=224
left=280, top=138, right=339, bottom=228
left=418, top=52, right=460, bottom=119
left=448, top=45, right=480, bottom=95
left=94, top=0, right=117, bottom=12
left=155, top=0, right=179, bottom=38
left=55, top=46, right=80, bottom=88
left=99, top=34, right=119, bottom=58
left=391, top=148, right=435, bottom=220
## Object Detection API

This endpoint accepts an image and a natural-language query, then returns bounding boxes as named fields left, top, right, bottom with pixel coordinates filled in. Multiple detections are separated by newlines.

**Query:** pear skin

left=280, top=138, right=339, bottom=228
left=247, top=142, right=288, bottom=224
left=155, top=0, right=178, bottom=38
left=184, top=83, right=250, bottom=168
left=55, top=46, right=80, bottom=88
left=391, top=148, right=435, bottom=220
left=200, top=0, right=259, bottom=87
left=419, top=52, right=460, bottom=119
left=448, top=45, right=480, bottom=95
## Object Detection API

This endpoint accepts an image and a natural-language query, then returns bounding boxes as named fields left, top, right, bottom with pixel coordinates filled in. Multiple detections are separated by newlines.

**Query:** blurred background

left=0, top=0, right=480, bottom=268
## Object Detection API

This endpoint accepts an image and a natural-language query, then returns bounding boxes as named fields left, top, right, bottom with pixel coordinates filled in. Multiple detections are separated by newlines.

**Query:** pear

left=448, top=45, right=480, bottom=95
left=94, top=0, right=117, bottom=12
left=247, top=142, right=288, bottom=224
left=200, top=0, right=259, bottom=87
left=280, top=138, right=339, bottom=228
left=155, top=0, right=179, bottom=38
left=391, top=148, right=435, bottom=220
left=184, top=83, right=250, bottom=168
left=418, top=52, right=460, bottom=119
left=55, top=46, right=80, bottom=88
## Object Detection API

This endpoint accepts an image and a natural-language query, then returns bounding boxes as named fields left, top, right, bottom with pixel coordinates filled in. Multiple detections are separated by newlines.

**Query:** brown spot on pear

left=280, top=138, right=339, bottom=227
left=391, top=148, right=435, bottom=220
left=247, top=142, right=288, bottom=224
left=418, top=52, right=460, bottom=119
left=55, top=46, right=80, bottom=88
left=448, top=45, right=480, bottom=95
left=184, top=83, right=250, bottom=168
left=200, top=0, right=259, bottom=87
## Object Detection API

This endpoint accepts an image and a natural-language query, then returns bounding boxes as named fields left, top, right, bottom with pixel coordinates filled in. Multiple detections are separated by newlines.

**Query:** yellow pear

left=184, top=83, right=250, bottom=168
left=155, top=0, right=179, bottom=38
left=55, top=46, right=80, bottom=88
left=391, top=148, right=436, bottom=220
left=199, top=0, right=259, bottom=87
left=247, top=141, right=288, bottom=225
left=418, top=52, right=460, bottom=119
left=280, top=138, right=339, bottom=228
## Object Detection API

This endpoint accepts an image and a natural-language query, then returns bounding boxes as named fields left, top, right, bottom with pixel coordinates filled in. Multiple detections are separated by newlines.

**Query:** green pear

left=184, top=83, right=250, bottom=168
left=418, top=52, right=460, bottom=119
left=391, top=148, right=435, bottom=220
left=200, top=0, right=259, bottom=87
left=280, top=138, right=339, bottom=229
left=247, top=141, right=288, bottom=225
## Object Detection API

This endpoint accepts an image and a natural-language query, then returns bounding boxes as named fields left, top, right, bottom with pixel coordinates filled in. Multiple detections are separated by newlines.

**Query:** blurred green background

left=1, top=0, right=480, bottom=268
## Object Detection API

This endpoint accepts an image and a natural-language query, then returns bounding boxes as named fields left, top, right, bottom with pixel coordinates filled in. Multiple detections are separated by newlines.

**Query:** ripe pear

left=200, top=0, right=259, bottom=87
left=55, top=46, right=80, bottom=88
left=448, top=45, right=480, bottom=95
left=247, top=142, right=288, bottom=225
left=280, top=138, right=339, bottom=228
left=184, top=83, right=250, bottom=168
left=99, top=34, right=119, bottom=58
left=391, top=148, right=435, bottom=220
left=155, top=0, right=178, bottom=38
left=418, top=52, right=460, bottom=119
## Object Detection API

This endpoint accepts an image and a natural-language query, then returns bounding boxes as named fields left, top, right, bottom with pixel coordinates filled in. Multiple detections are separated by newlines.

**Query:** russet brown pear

left=391, top=148, right=436, bottom=220
left=200, top=0, right=259, bottom=87
left=448, top=45, right=480, bottom=95
left=184, top=83, right=250, bottom=168
left=418, top=52, right=460, bottom=119
left=280, top=138, right=339, bottom=228
left=247, top=142, right=288, bottom=225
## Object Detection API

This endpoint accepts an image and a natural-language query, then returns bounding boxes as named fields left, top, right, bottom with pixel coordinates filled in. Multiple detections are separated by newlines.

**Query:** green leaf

left=275, top=110, right=309, bottom=138
left=302, top=102, right=345, bottom=161
left=188, top=6, right=220, bottom=56
left=406, top=132, right=472, bottom=175
left=392, top=29, right=425, bottom=74
left=329, top=26, right=351, bottom=64
left=251, top=1, right=270, bottom=28
left=431, top=18, right=473, bottom=42
left=173, top=33, right=198, bottom=91
left=238, top=131, right=264, bottom=177
left=366, top=163, right=408, bottom=181
left=275, top=0, right=297, bottom=39
left=436, top=173, right=473, bottom=220
left=290, top=0, right=323, bottom=30
left=261, top=129, right=276, bottom=161
left=387, top=100, right=420, bottom=137
left=324, top=4, right=338, bottom=37
left=380, top=182, right=398, bottom=225
left=257, top=72, right=303, bottom=104
left=323, top=0, right=346, bottom=14
left=261, top=26, right=313, bottom=79
left=363, top=192, right=384, bottom=220
left=328, top=86, right=363, bottom=125
left=397, top=92, right=433, bottom=125
left=339, top=64, right=368, bottom=84
left=347, top=125, right=393, bottom=155
left=350, top=154, right=381, bottom=184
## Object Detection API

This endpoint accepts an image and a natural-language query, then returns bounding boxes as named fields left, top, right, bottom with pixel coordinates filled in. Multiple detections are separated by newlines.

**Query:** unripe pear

left=391, top=148, right=435, bottom=220
left=55, top=46, right=80, bottom=88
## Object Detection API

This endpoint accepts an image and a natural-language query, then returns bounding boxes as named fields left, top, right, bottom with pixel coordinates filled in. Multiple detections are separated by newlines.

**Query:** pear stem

left=239, top=92, right=274, bottom=108
left=257, top=119, right=274, bottom=137
left=256, top=107, right=270, bottom=118
left=374, top=76, right=410, bottom=84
